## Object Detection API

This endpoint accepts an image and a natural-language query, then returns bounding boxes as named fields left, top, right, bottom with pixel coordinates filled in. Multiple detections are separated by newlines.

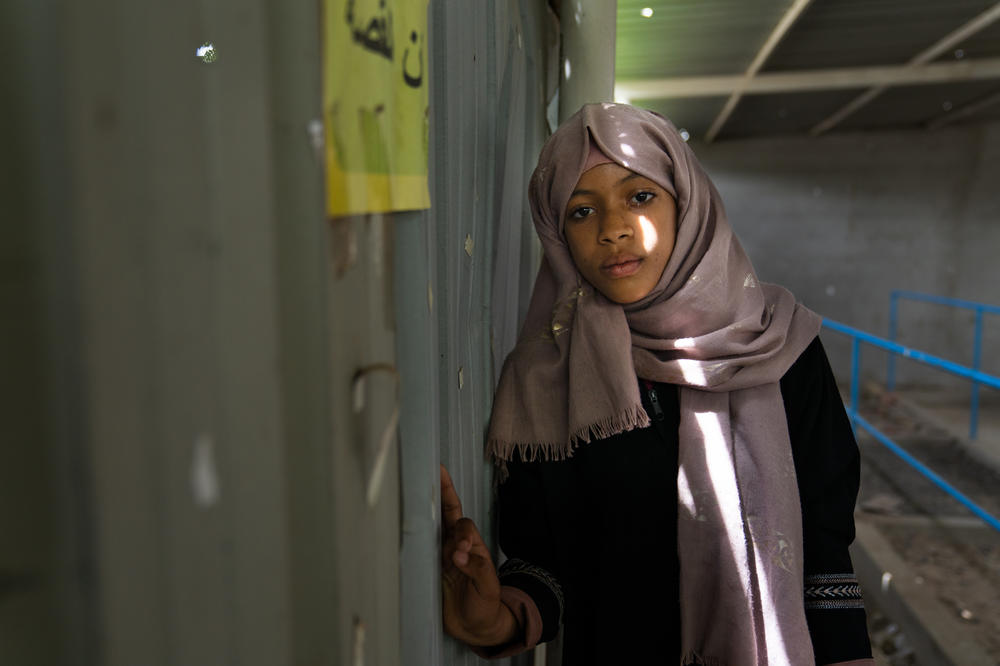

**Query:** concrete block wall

left=694, top=120, right=1000, bottom=390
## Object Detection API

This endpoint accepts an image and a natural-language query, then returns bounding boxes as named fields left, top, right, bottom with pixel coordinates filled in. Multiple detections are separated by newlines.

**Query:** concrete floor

left=894, top=386, right=1000, bottom=475
left=850, top=383, right=1000, bottom=666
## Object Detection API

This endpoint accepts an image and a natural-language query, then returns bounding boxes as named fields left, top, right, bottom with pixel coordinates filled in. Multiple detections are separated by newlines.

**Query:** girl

left=441, top=103, right=874, bottom=665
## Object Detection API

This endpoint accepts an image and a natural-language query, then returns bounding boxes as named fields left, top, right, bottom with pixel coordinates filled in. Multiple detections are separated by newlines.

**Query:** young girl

left=440, top=103, right=874, bottom=665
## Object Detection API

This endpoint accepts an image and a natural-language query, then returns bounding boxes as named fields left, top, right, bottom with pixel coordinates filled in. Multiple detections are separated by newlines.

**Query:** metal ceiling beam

left=705, top=0, right=815, bottom=143
left=926, top=89, right=1000, bottom=130
left=615, top=58, right=1000, bottom=99
left=810, top=2, right=1000, bottom=135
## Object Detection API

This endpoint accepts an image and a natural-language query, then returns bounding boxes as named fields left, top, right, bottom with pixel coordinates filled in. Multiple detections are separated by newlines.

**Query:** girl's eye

left=569, top=206, right=594, bottom=220
left=631, top=191, right=655, bottom=205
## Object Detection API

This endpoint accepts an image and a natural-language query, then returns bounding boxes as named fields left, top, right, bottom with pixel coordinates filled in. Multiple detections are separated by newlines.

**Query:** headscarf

left=488, top=103, right=821, bottom=665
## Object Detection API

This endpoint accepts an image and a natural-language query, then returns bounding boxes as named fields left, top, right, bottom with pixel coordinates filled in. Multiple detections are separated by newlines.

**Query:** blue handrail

left=851, top=412, right=1000, bottom=533
left=888, top=290, right=999, bottom=439
left=825, top=319, right=1000, bottom=389
left=822, top=318, right=1000, bottom=535
left=889, top=290, right=1000, bottom=316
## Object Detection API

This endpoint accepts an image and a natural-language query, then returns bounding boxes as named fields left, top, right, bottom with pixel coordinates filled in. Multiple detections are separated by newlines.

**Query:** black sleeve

left=780, top=336, right=874, bottom=664
left=497, top=456, right=564, bottom=644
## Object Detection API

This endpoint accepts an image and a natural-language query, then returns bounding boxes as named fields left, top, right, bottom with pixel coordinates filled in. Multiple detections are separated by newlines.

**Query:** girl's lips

left=602, top=257, right=642, bottom=278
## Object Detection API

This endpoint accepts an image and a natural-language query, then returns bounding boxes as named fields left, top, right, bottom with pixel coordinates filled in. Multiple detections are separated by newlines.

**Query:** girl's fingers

left=452, top=518, right=481, bottom=547
left=440, top=465, right=464, bottom=528
left=448, top=537, right=472, bottom=568
left=439, top=478, right=499, bottom=603
left=447, top=519, right=498, bottom=595
left=442, top=517, right=476, bottom=570
left=453, top=543, right=499, bottom=599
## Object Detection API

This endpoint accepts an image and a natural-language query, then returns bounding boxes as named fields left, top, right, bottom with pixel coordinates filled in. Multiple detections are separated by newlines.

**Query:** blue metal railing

left=822, top=318, right=1000, bottom=534
left=888, top=290, right=1000, bottom=439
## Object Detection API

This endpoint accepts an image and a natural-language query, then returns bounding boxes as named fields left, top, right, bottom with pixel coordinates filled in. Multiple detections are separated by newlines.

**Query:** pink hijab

left=488, top=103, right=821, bottom=665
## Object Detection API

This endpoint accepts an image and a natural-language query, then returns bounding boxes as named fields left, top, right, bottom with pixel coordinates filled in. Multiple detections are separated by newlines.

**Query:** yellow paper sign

left=324, top=0, right=430, bottom=217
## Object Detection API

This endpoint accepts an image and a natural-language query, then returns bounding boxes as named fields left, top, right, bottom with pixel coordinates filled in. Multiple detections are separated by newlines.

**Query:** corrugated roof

left=616, top=0, right=794, bottom=78
left=839, top=80, right=1000, bottom=130
left=941, top=20, right=1000, bottom=60
left=631, top=96, right=730, bottom=137
left=764, top=0, right=999, bottom=70
left=616, top=0, right=1000, bottom=140
left=718, top=88, right=868, bottom=139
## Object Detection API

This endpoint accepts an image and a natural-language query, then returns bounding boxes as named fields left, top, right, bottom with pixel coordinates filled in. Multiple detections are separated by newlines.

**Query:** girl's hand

left=440, top=465, right=519, bottom=646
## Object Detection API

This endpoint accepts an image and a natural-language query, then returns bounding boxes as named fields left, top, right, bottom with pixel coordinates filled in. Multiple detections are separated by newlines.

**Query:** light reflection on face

left=563, top=163, right=677, bottom=304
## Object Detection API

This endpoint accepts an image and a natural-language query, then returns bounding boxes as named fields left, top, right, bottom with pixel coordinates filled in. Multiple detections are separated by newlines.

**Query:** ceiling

left=615, top=0, right=1000, bottom=141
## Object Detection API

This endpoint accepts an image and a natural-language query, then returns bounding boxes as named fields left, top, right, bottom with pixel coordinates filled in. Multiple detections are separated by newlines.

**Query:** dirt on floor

left=854, top=390, right=1000, bottom=665
left=867, top=606, right=917, bottom=665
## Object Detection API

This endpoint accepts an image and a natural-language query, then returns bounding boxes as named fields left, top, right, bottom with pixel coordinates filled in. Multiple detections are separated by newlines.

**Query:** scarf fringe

left=569, top=403, right=650, bottom=445
left=488, top=404, right=650, bottom=482
left=487, top=436, right=575, bottom=483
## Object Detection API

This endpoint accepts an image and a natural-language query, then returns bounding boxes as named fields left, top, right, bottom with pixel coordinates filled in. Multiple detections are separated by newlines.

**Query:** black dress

left=496, top=337, right=873, bottom=664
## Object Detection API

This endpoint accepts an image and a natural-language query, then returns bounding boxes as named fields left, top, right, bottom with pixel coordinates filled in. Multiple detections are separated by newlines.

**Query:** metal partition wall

left=5, top=1, right=557, bottom=664
left=395, top=2, right=556, bottom=665
left=6, top=0, right=398, bottom=664
left=7, top=0, right=309, bottom=663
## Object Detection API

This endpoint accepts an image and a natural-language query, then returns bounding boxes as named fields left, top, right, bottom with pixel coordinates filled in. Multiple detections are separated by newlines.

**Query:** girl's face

left=563, top=162, right=677, bottom=304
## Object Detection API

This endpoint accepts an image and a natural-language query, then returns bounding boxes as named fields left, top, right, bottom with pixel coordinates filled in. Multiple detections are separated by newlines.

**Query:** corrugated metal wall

left=2, top=0, right=556, bottom=664
left=396, top=1, right=556, bottom=665
left=4, top=0, right=302, bottom=663
left=3, top=0, right=397, bottom=663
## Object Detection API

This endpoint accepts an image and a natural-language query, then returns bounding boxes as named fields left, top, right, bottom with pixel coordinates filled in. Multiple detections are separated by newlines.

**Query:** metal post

left=851, top=336, right=861, bottom=423
left=887, top=291, right=898, bottom=391
left=558, top=0, right=618, bottom=122
left=971, top=307, right=983, bottom=439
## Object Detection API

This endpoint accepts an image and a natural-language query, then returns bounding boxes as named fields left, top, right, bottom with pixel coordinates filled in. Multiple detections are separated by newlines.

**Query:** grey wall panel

left=397, top=1, right=552, bottom=665
left=55, top=0, right=300, bottom=662
left=491, top=0, right=549, bottom=378
left=396, top=208, right=443, bottom=665
left=327, top=214, right=401, bottom=666
left=8, top=0, right=552, bottom=663
left=431, top=5, right=502, bottom=661
left=0, top=1, right=76, bottom=663
left=7, top=0, right=404, bottom=663
left=694, top=119, right=1000, bottom=388
left=266, top=0, right=343, bottom=663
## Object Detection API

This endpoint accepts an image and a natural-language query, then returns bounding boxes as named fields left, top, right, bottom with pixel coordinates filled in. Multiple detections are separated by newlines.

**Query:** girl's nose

left=598, top=212, right=634, bottom=243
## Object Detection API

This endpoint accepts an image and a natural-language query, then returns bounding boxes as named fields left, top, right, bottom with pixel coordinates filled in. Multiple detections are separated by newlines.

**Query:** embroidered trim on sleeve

left=804, top=573, right=865, bottom=610
left=498, top=558, right=565, bottom=621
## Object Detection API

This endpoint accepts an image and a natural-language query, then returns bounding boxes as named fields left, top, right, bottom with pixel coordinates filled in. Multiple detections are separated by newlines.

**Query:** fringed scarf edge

left=487, top=404, right=650, bottom=482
